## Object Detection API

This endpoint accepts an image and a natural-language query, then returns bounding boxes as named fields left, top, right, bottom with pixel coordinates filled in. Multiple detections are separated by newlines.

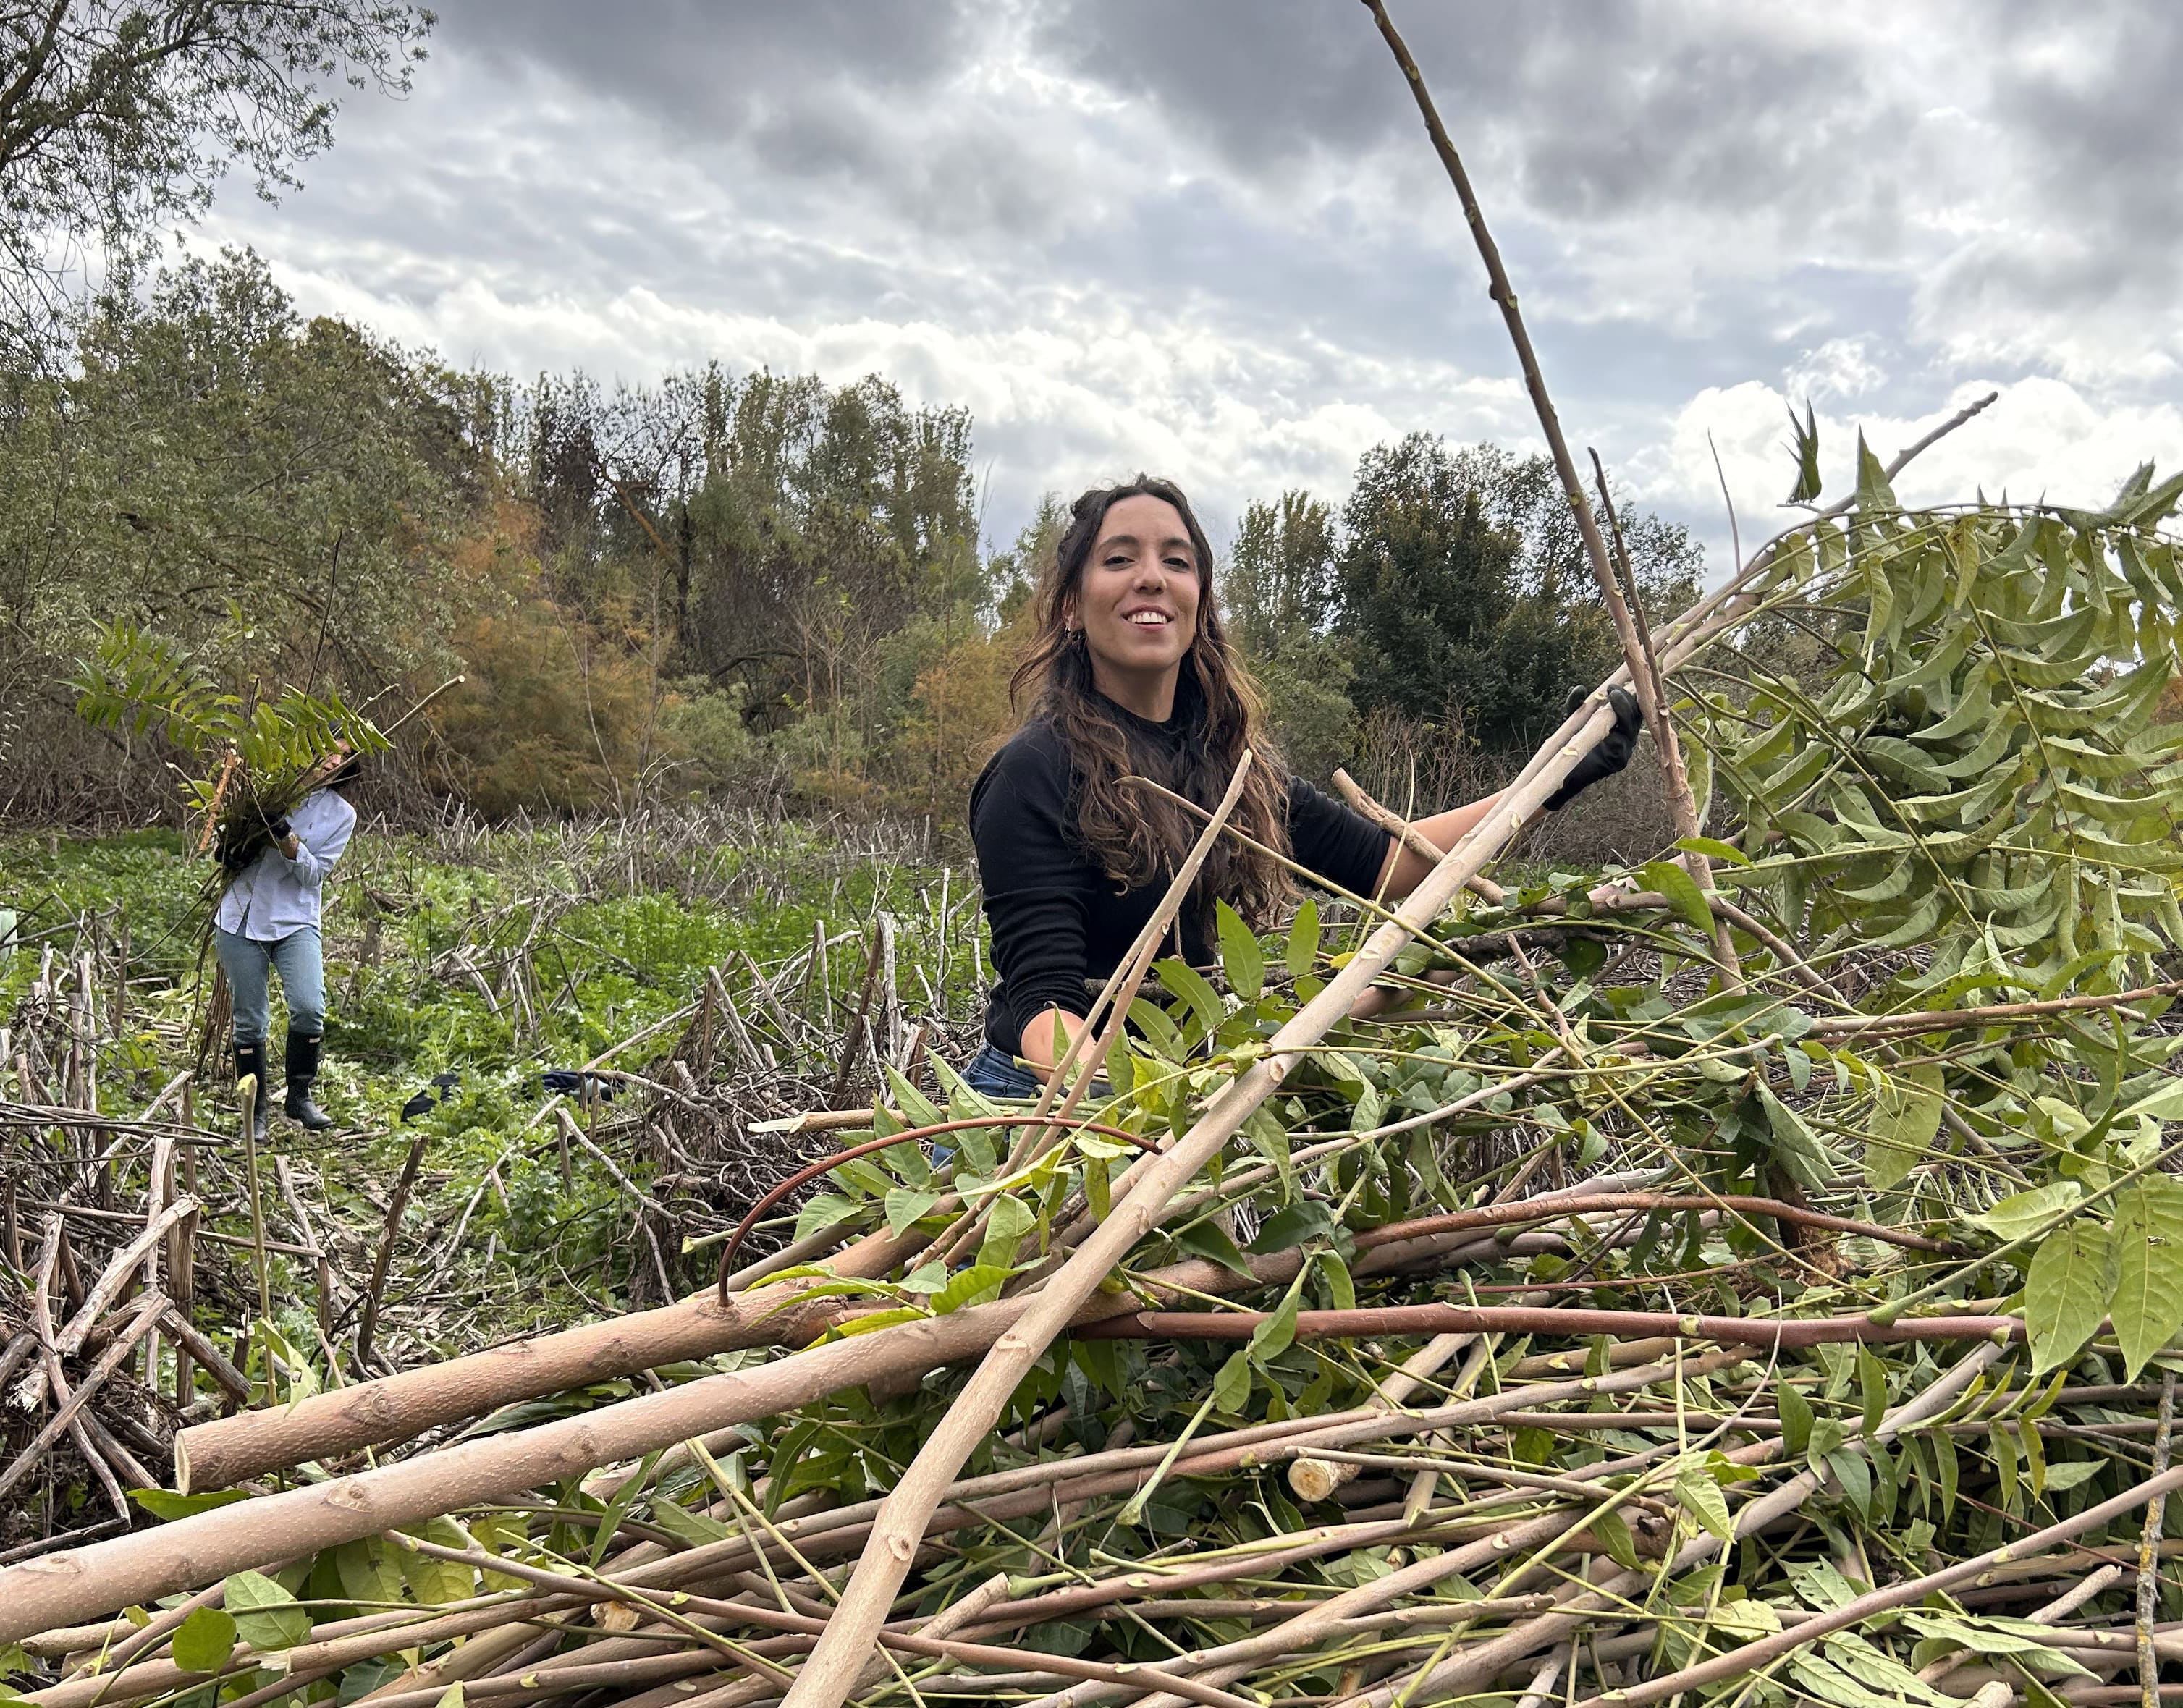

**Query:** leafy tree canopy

left=1333, top=433, right=1700, bottom=751
left=0, top=0, right=431, bottom=366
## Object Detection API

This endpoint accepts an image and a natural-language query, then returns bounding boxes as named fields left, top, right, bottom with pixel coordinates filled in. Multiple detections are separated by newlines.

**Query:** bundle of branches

left=67, top=622, right=414, bottom=939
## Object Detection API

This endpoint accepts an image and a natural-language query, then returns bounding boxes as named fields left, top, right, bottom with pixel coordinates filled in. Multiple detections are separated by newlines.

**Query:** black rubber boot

left=284, top=1029, right=336, bottom=1131
left=233, top=1040, right=271, bottom=1144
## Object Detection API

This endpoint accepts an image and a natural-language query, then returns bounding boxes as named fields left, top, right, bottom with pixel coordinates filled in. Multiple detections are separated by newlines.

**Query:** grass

left=0, top=810, right=989, bottom=1368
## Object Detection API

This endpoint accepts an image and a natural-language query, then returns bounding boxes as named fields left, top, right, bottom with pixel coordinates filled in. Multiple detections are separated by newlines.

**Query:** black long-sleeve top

left=970, top=702, right=1393, bottom=1055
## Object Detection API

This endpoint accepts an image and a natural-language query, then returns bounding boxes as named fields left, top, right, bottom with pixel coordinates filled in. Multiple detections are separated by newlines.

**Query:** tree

left=1226, top=491, right=1357, bottom=780
left=1333, top=434, right=1700, bottom=751
left=0, top=250, right=480, bottom=818
left=0, top=0, right=432, bottom=366
left=1, top=250, right=473, bottom=680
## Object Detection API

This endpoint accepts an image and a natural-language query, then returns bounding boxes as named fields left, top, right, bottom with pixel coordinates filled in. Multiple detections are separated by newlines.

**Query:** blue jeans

left=215, top=926, right=326, bottom=1046
left=963, top=1044, right=1042, bottom=1099
left=961, top=1044, right=1111, bottom=1102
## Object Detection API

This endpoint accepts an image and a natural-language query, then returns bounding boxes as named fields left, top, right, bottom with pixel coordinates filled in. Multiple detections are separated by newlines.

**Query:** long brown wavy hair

left=1009, top=476, right=1293, bottom=926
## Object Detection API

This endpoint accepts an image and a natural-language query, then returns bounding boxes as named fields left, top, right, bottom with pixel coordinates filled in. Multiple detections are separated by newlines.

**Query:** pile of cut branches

left=7, top=422, right=2183, bottom=1706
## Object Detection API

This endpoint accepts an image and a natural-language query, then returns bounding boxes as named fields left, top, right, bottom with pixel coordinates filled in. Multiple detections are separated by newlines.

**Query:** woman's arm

left=973, top=729, right=1099, bottom=1070
left=1367, top=688, right=1647, bottom=900
left=279, top=798, right=355, bottom=888
left=1374, top=791, right=1505, bottom=900
left=1018, top=1007, right=1087, bottom=1073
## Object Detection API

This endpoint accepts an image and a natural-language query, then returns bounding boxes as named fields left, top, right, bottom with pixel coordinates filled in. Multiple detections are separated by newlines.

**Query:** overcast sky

left=191, top=0, right=2183, bottom=572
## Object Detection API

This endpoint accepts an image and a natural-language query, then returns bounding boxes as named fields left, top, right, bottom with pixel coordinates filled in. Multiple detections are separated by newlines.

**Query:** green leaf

left=468, top=1513, right=529, bottom=1591
left=1673, top=1460, right=1734, bottom=1541
left=1592, top=1505, right=1642, bottom=1570
left=1213, top=1350, right=1252, bottom=1414
left=224, top=1569, right=311, bottom=1652
left=930, top=1264, right=1010, bottom=1313
left=829, top=1306, right=929, bottom=1339
left=1285, top=899, right=1321, bottom=978
left=1248, top=1290, right=1301, bottom=1364
left=1675, top=835, right=1752, bottom=868
left=792, top=1191, right=865, bottom=1245
left=976, top=1194, right=1038, bottom=1271
left=1249, top=1201, right=1334, bottom=1254
left=1868, top=1064, right=1945, bottom=1189
left=1828, top=1448, right=1873, bottom=1519
left=1172, top=1219, right=1257, bottom=1280
left=1972, top=1181, right=2084, bottom=1243
left=1760, top=1087, right=1832, bottom=1195
left=898, top=1260, right=949, bottom=1295
left=884, top=1187, right=943, bottom=1237
left=1856, top=1347, right=1887, bottom=1439
left=396, top=1519, right=476, bottom=1607
left=1215, top=900, right=1264, bottom=1002
left=2027, top=1221, right=2114, bottom=1374
left=333, top=1537, right=405, bottom=1610
left=2111, top=1176, right=2183, bottom=1378
left=1854, top=430, right=1896, bottom=514
left=1318, top=1248, right=1356, bottom=1312
left=1154, top=959, right=1225, bottom=1038
left=1778, top=1379, right=1815, bottom=1458
left=1786, top=400, right=1822, bottom=504
left=649, top=1498, right=733, bottom=1547
left=1637, top=859, right=1716, bottom=937
left=130, top=1487, right=251, bottom=1521
left=171, top=1607, right=236, bottom=1674
left=2120, top=1078, right=2183, bottom=1125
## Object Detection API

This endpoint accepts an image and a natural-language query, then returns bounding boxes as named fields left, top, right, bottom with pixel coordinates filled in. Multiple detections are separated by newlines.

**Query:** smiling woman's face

left=1068, top=493, right=1202, bottom=715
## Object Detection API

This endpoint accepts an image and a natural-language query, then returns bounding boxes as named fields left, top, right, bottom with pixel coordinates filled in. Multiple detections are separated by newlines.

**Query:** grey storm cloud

left=193, top=0, right=2183, bottom=560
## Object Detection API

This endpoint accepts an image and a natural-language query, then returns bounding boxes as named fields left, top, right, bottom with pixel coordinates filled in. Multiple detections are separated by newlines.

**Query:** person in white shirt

left=212, top=751, right=362, bottom=1137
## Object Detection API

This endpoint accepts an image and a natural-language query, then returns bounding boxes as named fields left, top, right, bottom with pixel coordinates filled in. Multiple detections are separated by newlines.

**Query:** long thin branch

left=2140, top=1371, right=2176, bottom=1708
left=1075, top=1304, right=2017, bottom=1349
left=1361, top=0, right=1739, bottom=985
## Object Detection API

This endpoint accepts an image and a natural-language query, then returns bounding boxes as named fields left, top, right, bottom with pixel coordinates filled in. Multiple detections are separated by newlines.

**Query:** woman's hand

left=1542, top=686, right=1644, bottom=811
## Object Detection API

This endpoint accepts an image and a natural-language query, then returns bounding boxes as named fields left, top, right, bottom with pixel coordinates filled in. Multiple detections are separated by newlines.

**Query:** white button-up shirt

left=213, top=789, right=358, bottom=942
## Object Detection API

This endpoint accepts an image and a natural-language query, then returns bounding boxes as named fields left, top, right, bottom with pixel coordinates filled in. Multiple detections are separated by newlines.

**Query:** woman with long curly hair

left=965, top=475, right=1639, bottom=1097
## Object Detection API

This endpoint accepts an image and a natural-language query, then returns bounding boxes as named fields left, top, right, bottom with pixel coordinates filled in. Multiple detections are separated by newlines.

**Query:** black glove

left=215, top=827, right=265, bottom=871
left=263, top=813, right=292, bottom=842
left=1543, top=685, right=1643, bottom=811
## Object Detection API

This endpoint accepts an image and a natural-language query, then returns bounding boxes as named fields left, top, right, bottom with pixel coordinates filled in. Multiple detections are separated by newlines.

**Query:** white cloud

left=1634, top=376, right=2183, bottom=573
left=1784, top=337, right=1886, bottom=405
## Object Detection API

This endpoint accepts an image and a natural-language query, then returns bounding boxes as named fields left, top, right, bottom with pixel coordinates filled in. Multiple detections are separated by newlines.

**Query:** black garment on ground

left=971, top=699, right=1392, bottom=1055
